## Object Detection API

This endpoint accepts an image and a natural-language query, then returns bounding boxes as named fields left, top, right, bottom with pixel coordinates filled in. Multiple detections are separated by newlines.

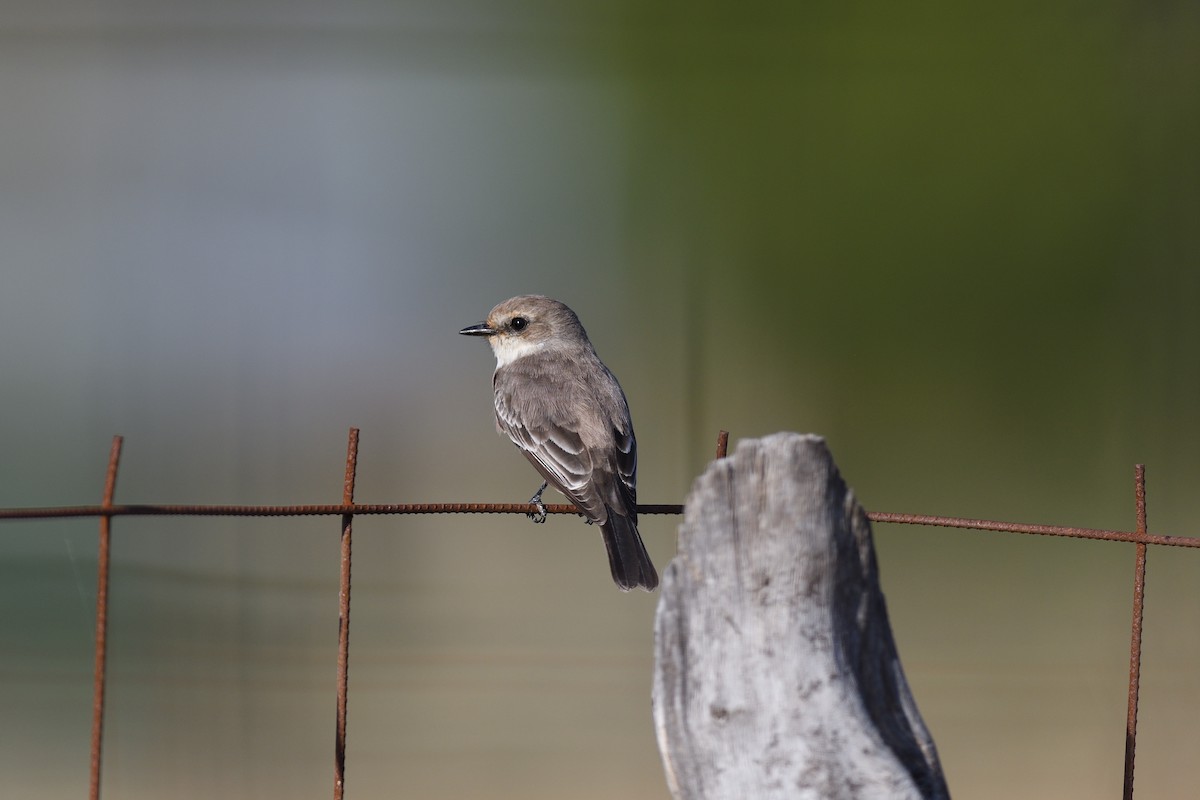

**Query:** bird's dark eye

left=511, top=317, right=528, bottom=331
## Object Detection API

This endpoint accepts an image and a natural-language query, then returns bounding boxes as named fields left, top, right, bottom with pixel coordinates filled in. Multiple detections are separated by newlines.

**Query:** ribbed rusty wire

left=4, top=502, right=1197, bottom=552
left=0, top=502, right=686, bottom=520
left=89, top=436, right=122, bottom=800
left=6, top=499, right=1195, bottom=551
left=867, top=511, right=1199, bottom=549
left=334, top=429, right=358, bottom=800
left=1123, top=465, right=1149, bottom=800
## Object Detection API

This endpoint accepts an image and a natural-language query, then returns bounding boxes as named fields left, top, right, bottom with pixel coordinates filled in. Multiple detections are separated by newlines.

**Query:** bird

left=460, top=295, right=658, bottom=591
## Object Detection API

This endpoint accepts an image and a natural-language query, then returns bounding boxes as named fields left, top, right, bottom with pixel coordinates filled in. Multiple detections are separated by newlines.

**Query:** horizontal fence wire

left=868, top=512, right=1199, bottom=549
left=3, top=504, right=1198, bottom=549
left=0, top=502, right=685, bottom=520
left=0, top=430, right=1194, bottom=800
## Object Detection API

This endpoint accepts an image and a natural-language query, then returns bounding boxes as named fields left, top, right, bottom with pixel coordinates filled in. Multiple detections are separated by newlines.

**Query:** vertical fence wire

left=334, top=428, right=359, bottom=800
left=89, top=436, right=123, bottom=800
left=1123, top=464, right=1149, bottom=800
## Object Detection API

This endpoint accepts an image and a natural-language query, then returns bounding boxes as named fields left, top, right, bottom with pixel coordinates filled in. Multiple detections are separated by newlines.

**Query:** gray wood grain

left=653, top=433, right=949, bottom=799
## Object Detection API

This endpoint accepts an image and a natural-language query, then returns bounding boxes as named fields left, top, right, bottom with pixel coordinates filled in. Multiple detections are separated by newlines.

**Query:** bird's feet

left=527, top=482, right=548, bottom=524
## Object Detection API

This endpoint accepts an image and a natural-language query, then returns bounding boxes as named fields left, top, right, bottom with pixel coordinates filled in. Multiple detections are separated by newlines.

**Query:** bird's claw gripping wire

left=527, top=481, right=548, bottom=524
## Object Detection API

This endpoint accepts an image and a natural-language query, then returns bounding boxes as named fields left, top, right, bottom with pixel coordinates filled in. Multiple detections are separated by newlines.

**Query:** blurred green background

left=2, top=2, right=1198, bottom=798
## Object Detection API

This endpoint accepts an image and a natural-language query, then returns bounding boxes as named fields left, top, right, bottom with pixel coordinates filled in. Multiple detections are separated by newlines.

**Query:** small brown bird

left=460, top=295, right=658, bottom=591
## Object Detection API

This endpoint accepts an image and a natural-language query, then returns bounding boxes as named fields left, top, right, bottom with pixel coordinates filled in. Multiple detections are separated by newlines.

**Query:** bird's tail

left=600, top=510, right=659, bottom=592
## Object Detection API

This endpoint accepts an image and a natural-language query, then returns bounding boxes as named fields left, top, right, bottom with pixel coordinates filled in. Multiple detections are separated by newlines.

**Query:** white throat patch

left=490, top=335, right=546, bottom=368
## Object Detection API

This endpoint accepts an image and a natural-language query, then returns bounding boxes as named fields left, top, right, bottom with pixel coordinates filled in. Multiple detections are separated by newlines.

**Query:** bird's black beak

left=459, top=321, right=496, bottom=337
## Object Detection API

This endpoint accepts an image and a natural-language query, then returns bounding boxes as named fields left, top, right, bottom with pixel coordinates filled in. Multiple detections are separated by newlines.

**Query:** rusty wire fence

left=1, top=427, right=1196, bottom=800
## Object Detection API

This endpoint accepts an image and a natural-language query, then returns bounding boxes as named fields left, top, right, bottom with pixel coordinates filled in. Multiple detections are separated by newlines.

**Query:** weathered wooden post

left=653, top=433, right=949, bottom=799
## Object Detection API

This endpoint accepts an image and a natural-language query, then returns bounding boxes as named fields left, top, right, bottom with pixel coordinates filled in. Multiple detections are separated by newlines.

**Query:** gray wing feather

left=611, top=424, right=637, bottom=521
left=494, top=367, right=606, bottom=520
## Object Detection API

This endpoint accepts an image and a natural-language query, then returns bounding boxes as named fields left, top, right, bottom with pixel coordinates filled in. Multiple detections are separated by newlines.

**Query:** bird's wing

left=493, top=369, right=607, bottom=521
left=613, top=426, right=637, bottom=518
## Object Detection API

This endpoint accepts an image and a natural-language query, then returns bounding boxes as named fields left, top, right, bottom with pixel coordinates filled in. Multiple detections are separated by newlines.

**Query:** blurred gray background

left=2, top=2, right=1198, bottom=798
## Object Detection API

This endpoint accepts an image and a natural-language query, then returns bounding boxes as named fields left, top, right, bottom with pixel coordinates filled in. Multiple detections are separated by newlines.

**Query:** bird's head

left=459, top=295, right=589, bottom=367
